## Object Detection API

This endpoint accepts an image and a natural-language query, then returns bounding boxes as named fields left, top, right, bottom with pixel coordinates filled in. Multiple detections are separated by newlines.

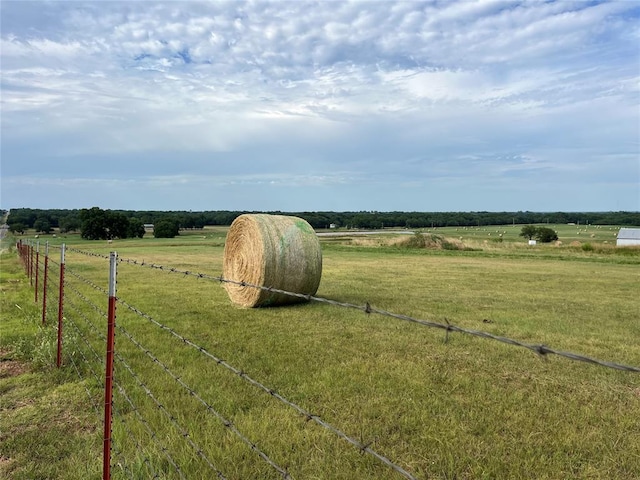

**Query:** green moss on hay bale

left=223, top=214, right=323, bottom=307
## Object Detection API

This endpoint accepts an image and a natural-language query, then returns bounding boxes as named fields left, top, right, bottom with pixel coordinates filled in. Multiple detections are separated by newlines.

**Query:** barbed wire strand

left=66, top=297, right=107, bottom=343
left=116, top=257, right=640, bottom=373
left=64, top=272, right=183, bottom=479
left=67, top=343, right=101, bottom=416
left=65, top=266, right=110, bottom=296
left=44, top=269, right=59, bottom=298
left=65, top=280, right=109, bottom=320
left=229, top=279, right=640, bottom=373
left=67, top=347, right=139, bottom=480
left=44, top=258, right=61, bottom=320
left=38, top=249, right=639, bottom=478
left=116, top=322, right=291, bottom=479
left=65, top=303, right=137, bottom=480
left=65, top=310, right=105, bottom=377
left=112, top=398, right=159, bottom=480
left=111, top=437, right=136, bottom=480
left=62, top=255, right=264, bottom=478
left=113, top=342, right=227, bottom=480
left=65, top=314, right=137, bottom=479
left=113, top=370, right=183, bottom=480
left=46, top=254, right=414, bottom=479
left=66, top=246, right=111, bottom=260
left=117, top=295, right=417, bottom=480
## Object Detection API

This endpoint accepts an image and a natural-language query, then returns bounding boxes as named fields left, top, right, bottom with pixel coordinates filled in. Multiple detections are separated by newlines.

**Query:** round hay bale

left=223, top=214, right=322, bottom=307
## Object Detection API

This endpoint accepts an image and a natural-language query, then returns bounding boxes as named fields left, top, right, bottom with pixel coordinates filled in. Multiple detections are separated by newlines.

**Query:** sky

left=1, top=0, right=639, bottom=213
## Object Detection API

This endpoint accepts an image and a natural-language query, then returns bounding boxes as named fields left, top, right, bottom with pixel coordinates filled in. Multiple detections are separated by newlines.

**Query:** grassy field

left=1, top=225, right=639, bottom=479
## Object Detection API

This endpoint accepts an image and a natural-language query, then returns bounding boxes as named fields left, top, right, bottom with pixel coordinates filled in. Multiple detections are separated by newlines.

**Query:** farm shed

left=616, top=228, right=640, bottom=246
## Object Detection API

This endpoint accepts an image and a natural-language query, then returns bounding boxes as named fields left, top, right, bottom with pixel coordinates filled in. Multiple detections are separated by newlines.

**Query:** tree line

left=6, top=207, right=640, bottom=238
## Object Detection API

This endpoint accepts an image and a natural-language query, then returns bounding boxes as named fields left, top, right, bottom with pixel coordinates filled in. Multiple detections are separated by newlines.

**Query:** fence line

left=19, top=242, right=421, bottom=478
left=65, top=280, right=108, bottom=320
left=13, top=240, right=640, bottom=480
left=114, top=254, right=640, bottom=373
left=111, top=399, right=158, bottom=479
left=116, top=376, right=175, bottom=478
left=65, top=312, right=104, bottom=383
left=112, top=352, right=187, bottom=480
left=116, top=294, right=419, bottom=480
left=66, top=265, right=109, bottom=295
left=115, top=322, right=292, bottom=479
left=66, top=336, right=101, bottom=414
left=113, top=342, right=227, bottom=480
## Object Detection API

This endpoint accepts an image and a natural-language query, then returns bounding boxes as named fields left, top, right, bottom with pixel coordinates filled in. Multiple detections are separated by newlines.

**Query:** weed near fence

left=3, top=236, right=640, bottom=479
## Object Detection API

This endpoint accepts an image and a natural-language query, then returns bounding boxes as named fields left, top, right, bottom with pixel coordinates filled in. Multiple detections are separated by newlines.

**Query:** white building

left=616, top=228, right=640, bottom=246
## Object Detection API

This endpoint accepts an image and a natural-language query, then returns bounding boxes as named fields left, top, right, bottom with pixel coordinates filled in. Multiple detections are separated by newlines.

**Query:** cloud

left=1, top=0, right=638, bottom=211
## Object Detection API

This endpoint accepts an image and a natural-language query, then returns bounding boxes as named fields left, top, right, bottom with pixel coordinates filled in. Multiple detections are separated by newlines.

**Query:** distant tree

left=519, top=225, right=538, bottom=240
left=154, top=218, right=179, bottom=238
left=59, top=215, right=81, bottom=233
left=80, top=207, right=141, bottom=239
left=535, top=227, right=558, bottom=243
left=33, top=218, right=52, bottom=234
left=107, top=212, right=130, bottom=239
left=127, top=217, right=146, bottom=239
left=80, top=207, right=110, bottom=240
left=9, top=222, right=27, bottom=235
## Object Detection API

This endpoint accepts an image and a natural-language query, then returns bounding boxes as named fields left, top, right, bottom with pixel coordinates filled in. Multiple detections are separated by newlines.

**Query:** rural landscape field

left=1, top=222, right=639, bottom=479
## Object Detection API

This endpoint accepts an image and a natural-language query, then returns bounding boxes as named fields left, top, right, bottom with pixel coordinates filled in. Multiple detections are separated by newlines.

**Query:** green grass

left=1, top=228, right=639, bottom=479
left=0, top=240, right=101, bottom=480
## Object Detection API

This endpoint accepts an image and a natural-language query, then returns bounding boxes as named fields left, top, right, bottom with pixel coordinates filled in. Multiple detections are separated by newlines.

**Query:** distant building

left=144, top=224, right=154, bottom=230
left=616, top=228, right=640, bottom=246
left=329, top=224, right=337, bottom=229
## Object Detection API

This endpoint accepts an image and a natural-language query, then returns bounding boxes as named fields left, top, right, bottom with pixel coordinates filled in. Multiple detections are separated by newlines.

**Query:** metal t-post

left=103, top=252, right=117, bottom=480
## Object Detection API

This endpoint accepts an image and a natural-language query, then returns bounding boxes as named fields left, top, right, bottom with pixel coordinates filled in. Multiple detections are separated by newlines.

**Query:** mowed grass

left=2, top=228, right=640, bottom=479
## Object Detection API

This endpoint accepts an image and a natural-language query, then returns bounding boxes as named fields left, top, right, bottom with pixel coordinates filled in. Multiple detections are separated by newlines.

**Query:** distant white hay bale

left=223, top=214, right=322, bottom=307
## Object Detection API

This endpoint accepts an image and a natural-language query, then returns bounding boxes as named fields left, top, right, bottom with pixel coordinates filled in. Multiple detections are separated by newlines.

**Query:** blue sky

left=1, top=0, right=639, bottom=212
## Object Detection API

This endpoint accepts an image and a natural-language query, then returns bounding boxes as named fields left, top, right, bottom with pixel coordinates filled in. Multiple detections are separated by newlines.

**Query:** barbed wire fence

left=14, top=240, right=640, bottom=480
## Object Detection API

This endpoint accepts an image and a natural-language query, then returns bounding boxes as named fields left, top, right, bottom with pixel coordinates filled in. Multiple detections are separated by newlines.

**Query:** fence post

left=29, top=241, right=34, bottom=285
left=25, top=241, right=29, bottom=274
left=56, top=244, right=66, bottom=368
left=35, top=241, right=40, bottom=303
left=103, top=252, right=117, bottom=480
left=42, top=242, right=49, bottom=325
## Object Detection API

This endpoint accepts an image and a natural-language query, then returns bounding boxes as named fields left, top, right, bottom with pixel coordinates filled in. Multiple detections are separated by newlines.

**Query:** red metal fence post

left=56, top=244, right=66, bottom=368
left=24, top=240, right=28, bottom=276
left=35, top=241, right=40, bottom=302
left=103, top=252, right=118, bottom=480
left=29, top=241, right=34, bottom=285
left=42, top=242, right=49, bottom=325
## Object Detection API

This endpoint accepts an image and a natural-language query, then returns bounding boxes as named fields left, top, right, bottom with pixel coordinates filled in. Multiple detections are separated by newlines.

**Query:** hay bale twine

left=223, top=214, right=322, bottom=307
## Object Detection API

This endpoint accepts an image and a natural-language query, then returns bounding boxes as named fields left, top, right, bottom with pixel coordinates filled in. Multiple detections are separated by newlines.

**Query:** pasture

left=1, top=225, right=639, bottom=479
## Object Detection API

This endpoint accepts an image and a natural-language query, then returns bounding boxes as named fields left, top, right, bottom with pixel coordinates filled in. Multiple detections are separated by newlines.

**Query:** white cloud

left=1, top=0, right=638, bottom=211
